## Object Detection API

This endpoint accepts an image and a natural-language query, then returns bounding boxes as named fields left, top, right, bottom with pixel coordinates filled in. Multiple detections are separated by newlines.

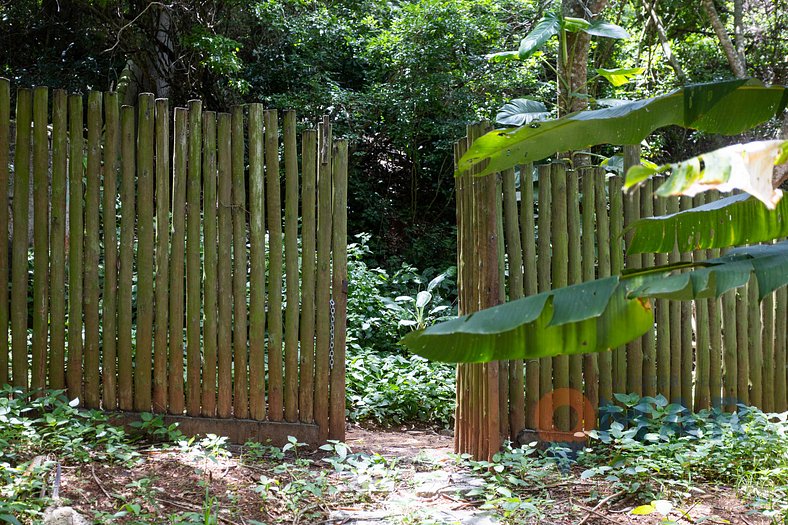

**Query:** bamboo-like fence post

left=667, top=196, right=682, bottom=404
left=84, top=90, right=103, bottom=407
left=153, top=98, right=170, bottom=412
left=135, top=93, right=155, bottom=412
left=762, top=289, right=775, bottom=412
left=330, top=140, right=349, bottom=441
left=231, top=106, right=249, bottom=419
left=567, top=170, right=583, bottom=428
left=722, top=287, right=738, bottom=411
left=11, top=88, right=32, bottom=389
left=747, top=277, right=762, bottom=408
left=736, top=283, right=750, bottom=406
left=0, top=78, right=8, bottom=386
left=186, top=99, right=203, bottom=416
left=31, top=86, right=49, bottom=392
left=693, top=193, right=711, bottom=411
left=622, top=145, right=642, bottom=397
left=775, top=286, right=788, bottom=411
left=609, top=173, right=626, bottom=397
left=248, top=103, right=267, bottom=421
left=520, top=163, right=539, bottom=429
left=653, top=191, right=671, bottom=401
left=640, top=179, right=656, bottom=398
left=594, top=167, right=612, bottom=406
left=551, top=163, right=570, bottom=432
left=283, top=111, right=301, bottom=422
left=581, top=168, right=598, bottom=426
left=49, top=89, right=67, bottom=390
left=455, top=138, right=471, bottom=452
left=496, top=171, right=508, bottom=441
left=315, top=117, right=333, bottom=439
left=102, top=92, right=119, bottom=408
left=117, top=104, right=135, bottom=409
left=202, top=111, right=218, bottom=416
left=299, top=129, right=318, bottom=423
left=265, top=110, right=285, bottom=421
left=502, top=166, right=524, bottom=439
left=169, top=107, right=188, bottom=414
left=677, top=222, right=691, bottom=406
left=217, top=113, right=233, bottom=418
left=536, top=164, right=552, bottom=430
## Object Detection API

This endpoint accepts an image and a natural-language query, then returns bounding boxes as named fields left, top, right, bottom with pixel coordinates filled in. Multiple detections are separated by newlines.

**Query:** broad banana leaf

left=456, top=79, right=787, bottom=178
left=626, top=193, right=788, bottom=254
left=625, top=140, right=788, bottom=209
left=401, top=241, right=788, bottom=363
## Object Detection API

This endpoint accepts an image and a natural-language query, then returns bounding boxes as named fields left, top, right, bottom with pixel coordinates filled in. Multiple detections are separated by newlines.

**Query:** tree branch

left=700, top=0, right=747, bottom=78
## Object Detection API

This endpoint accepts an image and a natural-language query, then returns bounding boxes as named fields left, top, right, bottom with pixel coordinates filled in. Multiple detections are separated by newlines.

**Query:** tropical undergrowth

left=345, top=233, right=457, bottom=429
left=455, top=394, right=788, bottom=524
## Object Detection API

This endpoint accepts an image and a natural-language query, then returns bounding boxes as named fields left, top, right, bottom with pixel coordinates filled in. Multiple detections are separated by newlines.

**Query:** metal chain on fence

left=329, top=298, right=335, bottom=370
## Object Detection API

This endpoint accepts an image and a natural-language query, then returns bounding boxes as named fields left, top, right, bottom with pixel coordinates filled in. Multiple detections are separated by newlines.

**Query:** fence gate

left=454, top=122, right=788, bottom=461
left=0, top=79, right=348, bottom=445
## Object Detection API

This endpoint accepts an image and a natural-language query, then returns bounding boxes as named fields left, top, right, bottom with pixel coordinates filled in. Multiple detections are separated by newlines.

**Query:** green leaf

left=596, top=67, right=645, bottom=87
left=625, top=140, right=787, bottom=209
left=401, top=242, right=788, bottom=363
left=627, top=193, right=788, bottom=253
left=0, top=515, right=22, bottom=525
left=562, top=16, right=591, bottom=32
left=518, top=12, right=562, bottom=59
left=496, top=98, right=550, bottom=127
left=485, top=50, right=520, bottom=63
left=416, top=291, right=432, bottom=309
left=584, top=19, right=630, bottom=39
left=457, top=79, right=786, bottom=178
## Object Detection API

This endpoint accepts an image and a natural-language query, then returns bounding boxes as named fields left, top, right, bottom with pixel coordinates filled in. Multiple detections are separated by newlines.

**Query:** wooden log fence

left=0, top=80, right=348, bottom=445
left=453, top=127, right=788, bottom=459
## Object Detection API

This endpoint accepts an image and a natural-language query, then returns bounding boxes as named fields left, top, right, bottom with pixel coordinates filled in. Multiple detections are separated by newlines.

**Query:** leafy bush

left=345, top=233, right=457, bottom=428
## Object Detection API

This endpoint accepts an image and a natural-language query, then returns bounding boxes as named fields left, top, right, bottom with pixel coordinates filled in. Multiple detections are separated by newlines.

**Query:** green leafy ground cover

left=2, top=387, right=787, bottom=524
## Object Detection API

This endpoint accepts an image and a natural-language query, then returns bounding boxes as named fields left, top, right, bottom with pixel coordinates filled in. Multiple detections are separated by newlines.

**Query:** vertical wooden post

left=566, top=170, right=583, bottom=428
left=135, top=93, right=155, bottom=412
left=186, top=99, right=203, bottom=416
left=747, top=278, right=762, bottom=408
left=265, top=110, right=284, bottom=421
left=581, top=168, right=598, bottom=427
left=693, top=193, right=711, bottom=411
left=622, top=146, right=643, bottom=397
left=231, top=106, right=249, bottom=418
left=0, top=78, right=8, bottom=386
left=502, top=167, right=524, bottom=439
left=551, top=163, right=570, bottom=432
left=153, top=98, right=170, bottom=413
left=667, top=196, right=682, bottom=404
left=315, top=117, right=333, bottom=439
left=102, top=92, right=119, bottom=409
left=520, top=163, right=539, bottom=430
left=330, top=140, right=349, bottom=441
left=608, top=174, right=625, bottom=396
left=640, top=179, right=656, bottom=398
left=299, top=129, right=318, bottom=423
left=736, top=282, right=750, bottom=406
left=51, top=90, right=70, bottom=390
left=169, top=107, right=188, bottom=414
left=11, top=88, right=32, bottom=389
left=761, top=289, right=775, bottom=412
left=594, top=168, right=612, bottom=407
left=202, top=111, right=218, bottom=416
left=536, top=164, right=552, bottom=430
left=283, top=111, right=300, bottom=422
left=217, top=113, right=234, bottom=418
left=679, top=196, right=694, bottom=409
left=722, top=286, right=738, bottom=411
left=775, top=286, right=788, bottom=412
left=117, top=105, right=135, bottom=410
left=653, top=191, right=670, bottom=401
left=31, top=86, right=50, bottom=392
left=248, top=103, right=267, bottom=421
left=83, top=91, right=102, bottom=407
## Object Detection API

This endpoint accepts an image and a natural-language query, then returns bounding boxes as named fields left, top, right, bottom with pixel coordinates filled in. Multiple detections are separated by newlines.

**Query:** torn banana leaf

left=401, top=241, right=788, bottom=363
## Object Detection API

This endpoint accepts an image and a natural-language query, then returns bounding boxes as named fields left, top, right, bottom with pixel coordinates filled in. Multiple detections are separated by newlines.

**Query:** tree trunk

left=643, top=0, right=687, bottom=82
left=701, top=0, right=747, bottom=78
